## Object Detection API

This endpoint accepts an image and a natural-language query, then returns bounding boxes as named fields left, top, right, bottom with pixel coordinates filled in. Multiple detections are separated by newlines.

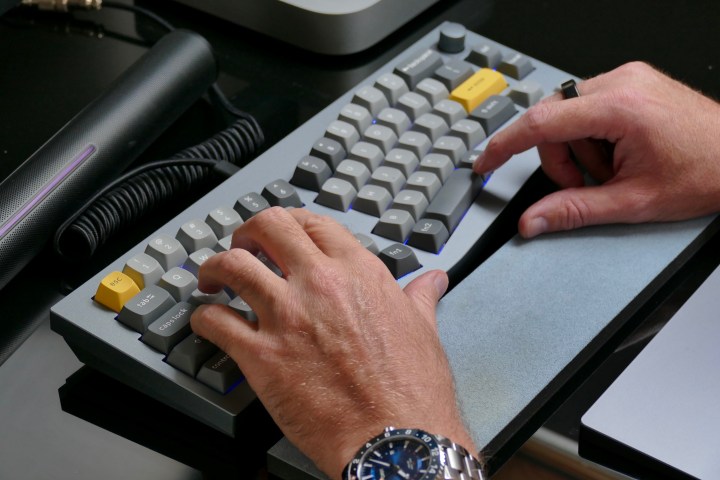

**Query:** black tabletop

left=0, top=0, right=718, bottom=479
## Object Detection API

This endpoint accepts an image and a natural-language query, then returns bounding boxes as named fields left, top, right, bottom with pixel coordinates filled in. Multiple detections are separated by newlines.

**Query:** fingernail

left=472, top=151, right=486, bottom=173
left=524, top=217, right=548, bottom=238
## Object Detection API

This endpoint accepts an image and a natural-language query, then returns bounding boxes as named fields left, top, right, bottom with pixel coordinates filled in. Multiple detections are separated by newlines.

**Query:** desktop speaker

left=0, top=29, right=217, bottom=291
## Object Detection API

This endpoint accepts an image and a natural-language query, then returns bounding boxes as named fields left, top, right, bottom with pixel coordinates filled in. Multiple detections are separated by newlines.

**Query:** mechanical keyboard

left=51, top=22, right=575, bottom=437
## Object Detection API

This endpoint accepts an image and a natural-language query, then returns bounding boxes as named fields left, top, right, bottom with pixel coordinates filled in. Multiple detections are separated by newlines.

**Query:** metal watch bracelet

left=436, top=435, right=485, bottom=480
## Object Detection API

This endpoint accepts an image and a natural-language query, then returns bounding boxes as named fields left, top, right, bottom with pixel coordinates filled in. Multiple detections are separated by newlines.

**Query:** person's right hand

left=473, top=62, right=720, bottom=238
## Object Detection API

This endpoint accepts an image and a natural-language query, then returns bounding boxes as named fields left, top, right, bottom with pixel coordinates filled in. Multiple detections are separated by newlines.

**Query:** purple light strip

left=0, top=145, right=97, bottom=239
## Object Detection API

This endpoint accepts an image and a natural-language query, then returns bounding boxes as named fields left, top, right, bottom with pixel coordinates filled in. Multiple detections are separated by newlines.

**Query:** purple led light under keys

left=0, top=144, right=97, bottom=239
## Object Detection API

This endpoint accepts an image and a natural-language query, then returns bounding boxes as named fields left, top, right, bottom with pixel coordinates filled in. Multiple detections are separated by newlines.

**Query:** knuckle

left=523, top=103, right=554, bottom=139
left=558, top=195, right=593, bottom=230
left=618, top=60, right=654, bottom=78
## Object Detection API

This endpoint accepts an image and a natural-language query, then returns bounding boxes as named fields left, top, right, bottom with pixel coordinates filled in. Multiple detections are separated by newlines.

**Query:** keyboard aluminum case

left=51, top=22, right=575, bottom=437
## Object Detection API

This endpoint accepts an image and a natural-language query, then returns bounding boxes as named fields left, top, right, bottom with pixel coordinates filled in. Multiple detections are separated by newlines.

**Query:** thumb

left=518, top=183, right=639, bottom=238
left=403, top=269, right=449, bottom=314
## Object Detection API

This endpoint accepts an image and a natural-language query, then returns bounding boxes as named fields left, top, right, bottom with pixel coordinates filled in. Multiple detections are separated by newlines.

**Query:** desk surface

left=1, top=0, right=719, bottom=479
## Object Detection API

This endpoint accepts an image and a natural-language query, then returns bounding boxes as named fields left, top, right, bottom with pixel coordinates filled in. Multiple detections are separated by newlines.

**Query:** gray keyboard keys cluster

left=51, top=22, right=575, bottom=437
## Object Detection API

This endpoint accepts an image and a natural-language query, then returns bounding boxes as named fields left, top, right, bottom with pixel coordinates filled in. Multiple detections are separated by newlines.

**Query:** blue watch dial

left=358, top=436, right=431, bottom=480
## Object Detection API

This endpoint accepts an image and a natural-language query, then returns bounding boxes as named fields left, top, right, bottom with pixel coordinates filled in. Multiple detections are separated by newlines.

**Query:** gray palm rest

left=268, top=215, right=718, bottom=479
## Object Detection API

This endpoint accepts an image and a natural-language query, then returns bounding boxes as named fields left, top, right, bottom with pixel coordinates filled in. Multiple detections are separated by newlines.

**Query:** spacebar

left=424, top=169, right=484, bottom=233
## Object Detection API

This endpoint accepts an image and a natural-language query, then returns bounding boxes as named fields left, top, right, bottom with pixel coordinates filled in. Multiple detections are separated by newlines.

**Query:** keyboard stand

left=268, top=214, right=719, bottom=479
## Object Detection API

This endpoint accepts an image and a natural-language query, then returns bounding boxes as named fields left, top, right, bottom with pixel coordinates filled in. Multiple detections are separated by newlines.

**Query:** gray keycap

left=189, top=288, right=231, bottom=306
left=432, top=135, right=468, bottom=165
left=228, top=296, right=258, bottom=321
left=396, top=91, right=432, bottom=120
left=419, top=153, right=454, bottom=183
left=122, top=252, right=164, bottom=290
left=354, top=233, right=379, bottom=254
left=158, top=267, right=198, bottom=302
left=177, top=219, right=218, bottom=253
left=377, top=243, right=421, bottom=279
left=433, top=99, right=467, bottom=126
left=197, top=351, right=244, bottom=393
left=235, top=192, right=270, bottom=220
left=458, top=149, right=484, bottom=170
left=373, top=209, right=415, bottom=242
left=392, top=189, right=429, bottom=220
left=353, top=184, right=393, bottom=217
left=310, top=138, right=345, bottom=171
left=183, top=247, right=216, bottom=277
left=325, top=120, right=360, bottom=151
left=369, top=166, right=406, bottom=197
left=415, top=78, right=450, bottom=106
left=465, top=43, right=503, bottom=68
left=145, top=234, right=188, bottom=271
left=498, top=52, right=534, bottom=79
left=142, top=302, right=195, bottom=354
left=424, top=169, right=484, bottom=233
left=352, top=85, right=390, bottom=116
left=315, top=178, right=357, bottom=212
left=263, top=179, right=303, bottom=208
left=349, top=141, right=384, bottom=171
left=215, top=235, right=232, bottom=252
left=405, top=171, right=442, bottom=201
left=469, top=95, right=518, bottom=135
left=338, top=103, right=372, bottom=133
left=384, top=148, right=419, bottom=177
left=374, top=72, right=409, bottom=105
left=117, top=285, right=176, bottom=333
left=291, top=156, right=332, bottom=191
left=363, top=124, right=397, bottom=153
left=507, top=80, right=544, bottom=107
left=205, top=206, right=243, bottom=238
left=167, top=333, right=218, bottom=377
left=335, top=160, right=371, bottom=191
left=408, top=218, right=450, bottom=254
left=256, top=251, right=283, bottom=277
left=393, top=48, right=444, bottom=89
left=397, top=131, right=432, bottom=159
left=412, top=113, right=450, bottom=142
left=433, top=58, right=474, bottom=90
left=449, top=118, right=487, bottom=149
left=376, top=108, right=411, bottom=136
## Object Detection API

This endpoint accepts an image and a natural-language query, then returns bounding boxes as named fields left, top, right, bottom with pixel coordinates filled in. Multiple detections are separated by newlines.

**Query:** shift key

left=424, top=169, right=485, bottom=233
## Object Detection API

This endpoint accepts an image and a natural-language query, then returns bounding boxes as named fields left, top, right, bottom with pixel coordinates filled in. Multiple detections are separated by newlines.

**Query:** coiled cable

left=54, top=117, right=262, bottom=259
left=52, top=2, right=265, bottom=260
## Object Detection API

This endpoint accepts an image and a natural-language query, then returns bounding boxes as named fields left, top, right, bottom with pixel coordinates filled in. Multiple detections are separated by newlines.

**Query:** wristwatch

left=343, top=427, right=484, bottom=480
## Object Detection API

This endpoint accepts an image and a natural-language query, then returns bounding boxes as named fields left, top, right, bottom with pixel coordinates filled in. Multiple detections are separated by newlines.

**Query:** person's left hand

left=190, top=207, right=475, bottom=479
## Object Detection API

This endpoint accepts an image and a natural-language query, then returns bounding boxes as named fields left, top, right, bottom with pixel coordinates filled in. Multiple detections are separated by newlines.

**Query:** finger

left=287, top=208, right=368, bottom=259
left=475, top=95, right=619, bottom=174
left=517, top=181, right=648, bottom=238
left=568, top=138, right=614, bottom=183
left=197, top=248, right=287, bottom=312
left=231, top=207, right=323, bottom=274
left=190, top=304, right=257, bottom=364
left=402, top=270, right=449, bottom=326
left=536, top=142, right=584, bottom=188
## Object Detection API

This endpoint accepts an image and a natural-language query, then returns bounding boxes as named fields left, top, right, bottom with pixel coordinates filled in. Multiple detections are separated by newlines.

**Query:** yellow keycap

left=449, top=68, right=508, bottom=112
left=95, top=271, right=140, bottom=313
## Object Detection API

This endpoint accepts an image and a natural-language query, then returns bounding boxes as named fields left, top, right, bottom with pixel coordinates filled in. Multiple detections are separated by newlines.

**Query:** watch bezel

left=345, top=428, right=444, bottom=480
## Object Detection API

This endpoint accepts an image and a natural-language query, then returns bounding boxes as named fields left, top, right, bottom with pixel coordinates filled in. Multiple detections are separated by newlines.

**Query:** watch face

left=355, top=430, right=440, bottom=480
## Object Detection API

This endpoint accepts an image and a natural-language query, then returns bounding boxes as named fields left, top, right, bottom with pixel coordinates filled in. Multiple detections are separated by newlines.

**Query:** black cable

left=52, top=4, right=265, bottom=260
left=102, top=1, right=176, bottom=32
left=54, top=114, right=261, bottom=259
